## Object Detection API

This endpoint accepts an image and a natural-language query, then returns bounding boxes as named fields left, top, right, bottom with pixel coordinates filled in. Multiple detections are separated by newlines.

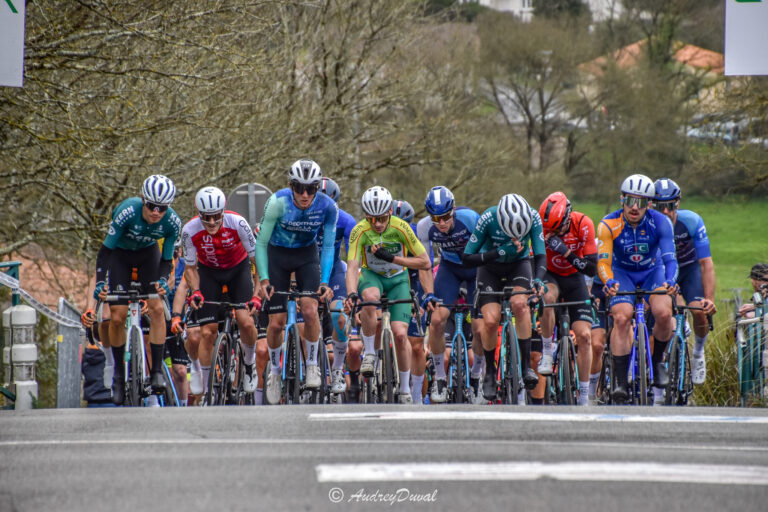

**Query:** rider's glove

left=347, top=292, right=359, bottom=303
left=604, top=279, right=619, bottom=293
left=187, top=290, right=204, bottom=306
left=373, top=246, right=395, bottom=263
left=421, top=293, right=438, bottom=309
left=248, top=296, right=262, bottom=312
left=170, top=313, right=184, bottom=334
left=81, top=308, right=95, bottom=327
left=157, top=277, right=171, bottom=296
left=532, top=278, right=547, bottom=294
left=546, top=236, right=569, bottom=256
left=93, top=281, right=106, bottom=301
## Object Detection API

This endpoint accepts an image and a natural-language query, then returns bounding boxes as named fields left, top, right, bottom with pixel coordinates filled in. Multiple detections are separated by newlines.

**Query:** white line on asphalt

left=1, top=439, right=766, bottom=453
left=308, top=411, right=768, bottom=424
left=316, top=461, right=768, bottom=485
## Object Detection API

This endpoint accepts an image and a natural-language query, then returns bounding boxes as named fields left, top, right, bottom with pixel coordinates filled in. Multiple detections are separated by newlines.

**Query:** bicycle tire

left=128, top=327, right=143, bottom=407
left=596, top=346, right=612, bottom=405
left=453, top=335, right=467, bottom=404
left=382, top=329, right=396, bottom=403
left=206, top=331, right=230, bottom=406
left=682, top=343, right=693, bottom=405
left=504, top=321, right=522, bottom=405
left=665, top=337, right=681, bottom=405
left=286, top=325, right=302, bottom=405
left=235, top=341, right=255, bottom=406
left=161, top=362, right=178, bottom=407
left=637, top=326, right=649, bottom=406
left=559, top=337, right=575, bottom=405
left=309, top=343, right=330, bottom=404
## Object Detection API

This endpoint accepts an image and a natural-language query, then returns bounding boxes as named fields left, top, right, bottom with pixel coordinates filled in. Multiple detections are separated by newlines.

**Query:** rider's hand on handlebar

left=317, top=284, right=334, bottom=302
left=187, top=290, right=204, bottom=309
left=81, top=308, right=96, bottom=328
left=603, top=279, right=619, bottom=298
left=94, top=281, right=108, bottom=301
left=247, top=295, right=262, bottom=314
left=421, top=293, right=438, bottom=313
left=700, top=298, right=717, bottom=315
left=170, top=313, right=185, bottom=334
left=663, top=281, right=679, bottom=296
left=344, top=292, right=359, bottom=314
left=532, top=278, right=547, bottom=296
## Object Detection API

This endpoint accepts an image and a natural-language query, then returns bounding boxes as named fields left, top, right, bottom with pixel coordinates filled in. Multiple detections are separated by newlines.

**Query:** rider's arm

left=657, top=213, right=678, bottom=285
left=319, top=201, right=339, bottom=285
left=690, top=212, right=715, bottom=302
left=566, top=215, right=597, bottom=277
left=596, top=220, right=615, bottom=284
left=418, top=266, right=435, bottom=295
left=461, top=211, right=496, bottom=267
left=345, top=258, right=361, bottom=298
left=392, top=219, right=430, bottom=270
left=345, top=221, right=365, bottom=296
left=95, top=244, right=112, bottom=283
left=700, top=256, right=716, bottom=303
left=172, top=279, right=189, bottom=315
left=529, top=213, right=547, bottom=281
left=254, top=193, right=282, bottom=283
left=184, top=264, right=201, bottom=293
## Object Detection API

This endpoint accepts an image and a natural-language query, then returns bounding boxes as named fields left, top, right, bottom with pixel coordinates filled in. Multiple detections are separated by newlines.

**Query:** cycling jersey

left=317, top=207, right=356, bottom=263
left=255, top=188, right=338, bottom=284
left=463, top=205, right=545, bottom=263
left=347, top=216, right=426, bottom=278
left=596, top=208, right=677, bottom=284
left=181, top=211, right=256, bottom=270
left=103, top=197, right=182, bottom=260
left=544, top=211, right=597, bottom=277
left=415, top=207, right=479, bottom=265
left=670, top=209, right=711, bottom=267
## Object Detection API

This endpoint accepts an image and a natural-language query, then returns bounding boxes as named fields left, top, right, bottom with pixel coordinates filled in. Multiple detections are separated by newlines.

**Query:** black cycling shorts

left=476, top=259, right=533, bottom=309
left=264, top=243, right=320, bottom=315
left=107, top=245, right=161, bottom=305
left=196, top=258, right=253, bottom=326
left=541, top=271, right=594, bottom=325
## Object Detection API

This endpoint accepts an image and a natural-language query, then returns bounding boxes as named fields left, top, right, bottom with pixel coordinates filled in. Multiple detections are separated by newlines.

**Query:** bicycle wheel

left=128, top=327, right=143, bottom=407
left=596, top=345, right=612, bottom=405
left=309, top=343, right=329, bottom=404
left=381, top=329, right=396, bottom=403
left=636, top=327, right=649, bottom=406
left=286, top=325, right=302, bottom=405
left=504, top=321, right=522, bottom=405
left=235, top=341, right=255, bottom=406
left=206, top=332, right=230, bottom=406
left=559, top=337, right=575, bottom=405
left=453, top=335, right=467, bottom=404
left=665, top=338, right=681, bottom=405
left=161, top=362, right=178, bottom=407
left=682, top=343, right=693, bottom=405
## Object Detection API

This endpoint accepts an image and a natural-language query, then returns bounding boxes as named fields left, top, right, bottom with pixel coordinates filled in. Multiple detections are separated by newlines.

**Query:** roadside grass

left=573, top=196, right=768, bottom=406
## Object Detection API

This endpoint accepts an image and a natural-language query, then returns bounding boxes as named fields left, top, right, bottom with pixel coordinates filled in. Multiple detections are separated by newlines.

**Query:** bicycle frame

left=448, top=307, right=471, bottom=402
left=666, top=303, right=711, bottom=406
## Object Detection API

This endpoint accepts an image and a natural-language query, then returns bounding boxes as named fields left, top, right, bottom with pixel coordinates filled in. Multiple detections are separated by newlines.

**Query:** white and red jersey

left=181, top=211, right=256, bottom=269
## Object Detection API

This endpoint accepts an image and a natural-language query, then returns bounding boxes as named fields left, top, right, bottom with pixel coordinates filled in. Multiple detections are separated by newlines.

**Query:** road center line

left=316, top=461, right=768, bottom=485
left=308, top=411, right=768, bottom=424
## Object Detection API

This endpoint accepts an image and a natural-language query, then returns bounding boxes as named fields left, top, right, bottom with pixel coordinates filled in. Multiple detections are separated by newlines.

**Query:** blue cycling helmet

left=320, top=177, right=340, bottom=202
left=424, top=186, right=454, bottom=216
left=392, top=200, right=415, bottom=223
left=654, top=178, right=681, bottom=201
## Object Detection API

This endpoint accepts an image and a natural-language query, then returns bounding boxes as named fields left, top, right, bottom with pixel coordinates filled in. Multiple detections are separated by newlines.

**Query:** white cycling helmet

left=361, top=186, right=393, bottom=216
left=195, top=186, right=226, bottom=214
left=497, top=193, right=533, bottom=239
left=142, top=175, right=176, bottom=205
left=620, top=173, right=655, bottom=198
left=289, top=159, right=322, bottom=185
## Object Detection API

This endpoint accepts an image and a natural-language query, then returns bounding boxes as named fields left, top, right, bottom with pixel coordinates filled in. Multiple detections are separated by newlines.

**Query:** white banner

left=725, top=0, right=768, bottom=76
left=0, top=0, right=25, bottom=87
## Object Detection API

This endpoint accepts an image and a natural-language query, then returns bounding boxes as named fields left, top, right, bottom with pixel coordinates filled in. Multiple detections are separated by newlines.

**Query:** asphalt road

left=1, top=405, right=767, bottom=512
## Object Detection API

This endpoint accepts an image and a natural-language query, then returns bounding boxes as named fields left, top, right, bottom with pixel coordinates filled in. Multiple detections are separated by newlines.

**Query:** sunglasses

left=654, top=200, right=678, bottom=211
left=622, top=196, right=649, bottom=209
left=201, top=212, right=223, bottom=223
left=366, top=214, right=390, bottom=225
left=291, top=181, right=319, bottom=196
left=144, top=201, right=168, bottom=213
left=431, top=212, right=453, bottom=224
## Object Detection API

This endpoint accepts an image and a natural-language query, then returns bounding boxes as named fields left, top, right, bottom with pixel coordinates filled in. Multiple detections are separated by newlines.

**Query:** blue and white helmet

left=392, top=200, right=415, bottom=223
left=497, top=193, right=532, bottom=239
left=654, top=178, right=681, bottom=201
left=195, top=186, right=226, bottom=214
left=361, top=186, right=392, bottom=216
left=142, top=175, right=176, bottom=205
left=620, top=173, right=655, bottom=198
left=289, top=159, right=322, bottom=185
left=320, top=177, right=341, bottom=202
left=424, top=186, right=455, bottom=216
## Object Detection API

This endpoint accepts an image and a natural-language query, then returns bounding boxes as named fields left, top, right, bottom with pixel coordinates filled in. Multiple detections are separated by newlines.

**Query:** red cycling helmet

left=539, top=191, right=572, bottom=232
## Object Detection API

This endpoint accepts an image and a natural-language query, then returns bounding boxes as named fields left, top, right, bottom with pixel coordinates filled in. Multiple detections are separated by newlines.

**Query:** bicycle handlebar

left=673, top=304, right=714, bottom=331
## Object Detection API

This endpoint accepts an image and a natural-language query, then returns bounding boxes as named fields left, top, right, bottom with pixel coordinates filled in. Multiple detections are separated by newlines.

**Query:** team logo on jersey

left=108, top=226, right=116, bottom=236
left=470, top=234, right=478, bottom=243
left=630, top=254, right=643, bottom=263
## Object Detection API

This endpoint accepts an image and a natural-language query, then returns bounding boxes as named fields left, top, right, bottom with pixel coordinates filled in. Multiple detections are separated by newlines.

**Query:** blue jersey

left=671, top=210, right=711, bottom=267
left=597, top=208, right=678, bottom=284
left=416, top=207, right=479, bottom=265
left=317, top=207, right=356, bottom=263
left=256, top=188, right=338, bottom=284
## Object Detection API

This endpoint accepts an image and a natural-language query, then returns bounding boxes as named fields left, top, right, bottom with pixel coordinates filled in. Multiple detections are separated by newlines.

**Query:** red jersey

left=181, top=211, right=256, bottom=270
left=544, top=211, right=596, bottom=277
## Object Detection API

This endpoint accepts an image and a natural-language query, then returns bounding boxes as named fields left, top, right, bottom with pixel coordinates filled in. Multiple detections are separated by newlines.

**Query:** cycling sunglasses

left=290, top=181, right=319, bottom=196
left=654, top=200, right=678, bottom=212
left=622, top=195, right=649, bottom=209
left=430, top=212, right=453, bottom=224
left=144, top=201, right=168, bottom=213
left=201, top=211, right=224, bottom=223
left=366, top=214, right=390, bottom=225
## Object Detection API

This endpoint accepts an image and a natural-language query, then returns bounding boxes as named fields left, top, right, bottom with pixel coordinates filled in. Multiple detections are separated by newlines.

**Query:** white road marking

left=308, top=410, right=768, bottom=424
left=316, top=461, right=768, bottom=485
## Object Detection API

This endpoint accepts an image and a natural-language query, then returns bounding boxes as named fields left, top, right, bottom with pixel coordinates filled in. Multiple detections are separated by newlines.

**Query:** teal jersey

left=463, top=205, right=545, bottom=262
left=103, top=197, right=182, bottom=260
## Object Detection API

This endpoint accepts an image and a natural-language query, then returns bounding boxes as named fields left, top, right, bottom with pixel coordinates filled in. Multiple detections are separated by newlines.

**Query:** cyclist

left=462, top=193, right=547, bottom=402
left=181, top=186, right=261, bottom=396
left=653, top=178, right=716, bottom=385
left=536, top=192, right=598, bottom=406
left=343, top=186, right=435, bottom=404
left=318, top=177, right=357, bottom=395
left=393, top=199, right=430, bottom=404
left=85, top=175, right=182, bottom=405
left=256, top=159, right=337, bottom=405
left=597, top=174, right=678, bottom=404
left=415, top=186, right=483, bottom=403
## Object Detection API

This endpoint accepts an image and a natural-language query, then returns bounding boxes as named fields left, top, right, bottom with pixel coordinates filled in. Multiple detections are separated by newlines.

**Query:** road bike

left=665, top=301, right=712, bottom=406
